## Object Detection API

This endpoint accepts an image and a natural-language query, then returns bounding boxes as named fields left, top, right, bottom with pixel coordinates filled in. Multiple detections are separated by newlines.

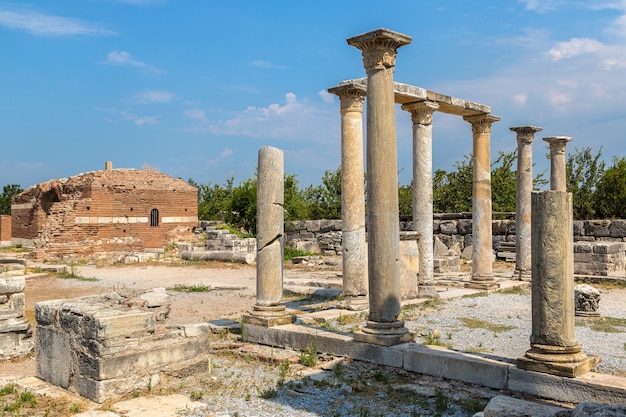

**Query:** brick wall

left=11, top=169, right=198, bottom=260
left=0, top=215, right=11, bottom=243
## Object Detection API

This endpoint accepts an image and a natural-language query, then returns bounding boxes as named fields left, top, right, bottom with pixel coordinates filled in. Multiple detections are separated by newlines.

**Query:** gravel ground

left=175, top=284, right=626, bottom=417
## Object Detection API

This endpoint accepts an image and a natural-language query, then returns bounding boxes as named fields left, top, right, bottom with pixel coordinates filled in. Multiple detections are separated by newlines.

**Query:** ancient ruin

left=35, top=289, right=209, bottom=403
left=11, top=162, right=198, bottom=260
left=0, top=263, right=32, bottom=359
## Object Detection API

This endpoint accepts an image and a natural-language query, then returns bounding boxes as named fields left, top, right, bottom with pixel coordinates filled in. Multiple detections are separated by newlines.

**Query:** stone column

left=544, top=136, right=572, bottom=191
left=401, top=101, right=439, bottom=298
left=243, top=146, right=292, bottom=327
left=510, top=126, right=542, bottom=280
left=348, top=28, right=414, bottom=346
left=463, top=114, right=500, bottom=290
left=328, top=83, right=368, bottom=310
left=517, top=190, right=600, bottom=377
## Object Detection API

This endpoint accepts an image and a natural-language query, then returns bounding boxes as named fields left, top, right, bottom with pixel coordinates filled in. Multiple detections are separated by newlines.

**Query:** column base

left=336, top=295, right=369, bottom=311
left=515, top=269, right=532, bottom=281
left=417, top=285, right=440, bottom=299
left=242, top=305, right=294, bottom=327
left=575, top=310, right=601, bottom=318
left=353, top=320, right=415, bottom=346
left=465, top=280, right=500, bottom=290
left=517, top=344, right=601, bottom=377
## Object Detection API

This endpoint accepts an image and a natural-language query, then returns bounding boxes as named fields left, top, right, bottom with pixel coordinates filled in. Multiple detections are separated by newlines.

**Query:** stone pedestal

left=517, top=191, right=600, bottom=377
left=402, top=101, right=439, bottom=299
left=544, top=136, right=572, bottom=192
left=243, top=146, right=293, bottom=327
left=348, top=28, right=414, bottom=346
left=510, top=126, right=542, bottom=281
left=463, top=114, right=500, bottom=290
left=328, top=83, right=368, bottom=311
left=0, top=275, right=32, bottom=359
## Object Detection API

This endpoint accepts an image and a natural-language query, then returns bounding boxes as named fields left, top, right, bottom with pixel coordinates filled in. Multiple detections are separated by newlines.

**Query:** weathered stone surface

left=0, top=293, right=25, bottom=320
left=139, top=287, right=170, bottom=308
left=483, top=395, right=565, bottom=417
left=575, top=284, right=601, bottom=316
left=556, top=402, right=626, bottom=416
left=0, top=276, right=25, bottom=294
left=36, top=326, right=71, bottom=389
left=609, top=220, right=626, bottom=238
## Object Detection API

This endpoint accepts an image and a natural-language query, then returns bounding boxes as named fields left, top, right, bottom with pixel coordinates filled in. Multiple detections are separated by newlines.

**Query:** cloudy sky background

left=1, top=1, right=625, bottom=189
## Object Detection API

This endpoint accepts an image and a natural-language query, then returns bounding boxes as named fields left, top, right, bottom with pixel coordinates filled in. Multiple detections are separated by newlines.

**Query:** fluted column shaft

left=464, top=114, right=500, bottom=289
left=510, top=126, right=542, bottom=279
left=328, top=84, right=368, bottom=306
left=401, top=101, right=439, bottom=298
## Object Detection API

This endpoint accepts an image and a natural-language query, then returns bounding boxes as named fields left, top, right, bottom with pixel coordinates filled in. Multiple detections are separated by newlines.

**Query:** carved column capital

left=510, top=126, right=543, bottom=144
left=464, top=114, right=501, bottom=135
left=401, top=101, right=439, bottom=125
left=328, top=84, right=366, bottom=112
left=544, top=136, right=573, bottom=155
left=347, top=28, right=411, bottom=71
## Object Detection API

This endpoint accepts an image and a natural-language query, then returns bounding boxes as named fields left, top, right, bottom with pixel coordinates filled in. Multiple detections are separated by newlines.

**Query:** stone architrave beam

left=510, top=126, right=542, bottom=280
left=327, top=83, right=369, bottom=310
left=347, top=28, right=414, bottom=346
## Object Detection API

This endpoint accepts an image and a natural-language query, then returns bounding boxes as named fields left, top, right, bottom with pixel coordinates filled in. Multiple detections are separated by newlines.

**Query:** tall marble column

left=510, top=126, right=542, bottom=281
left=348, top=28, right=414, bottom=346
left=463, top=114, right=500, bottom=290
left=401, top=101, right=439, bottom=298
left=517, top=190, right=600, bottom=377
left=544, top=136, right=572, bottom=191
left=243, top=146, right=293, bottom=327
left=328, top=83, right=368, bottom=310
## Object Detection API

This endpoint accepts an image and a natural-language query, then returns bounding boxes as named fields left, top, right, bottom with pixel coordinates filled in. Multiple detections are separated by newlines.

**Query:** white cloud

left=251, top=60, right=288, bottom=69
left=103, top=50, right=162, bottom=72
left=519, top=0, right=565, bottom=13
left=134, top=116, right=159, bottom=126
left=102, top=108, right=159, bottom=126
left=128, top=90, right=177, bottom=104
left=319, top=90, right=335, bottom=104
left=220, top=148, right=234, bottom=158
left=0, top=7, right=114, bottom=36
left=183, top=92, right=337, bottom=143
left=512, top=93, right=528, bottom=105
left=547, top=38, right=605, bottom=61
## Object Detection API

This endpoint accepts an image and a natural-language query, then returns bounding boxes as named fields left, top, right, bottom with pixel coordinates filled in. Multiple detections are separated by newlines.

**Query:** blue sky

left=1, top=1, right=625, bottom=190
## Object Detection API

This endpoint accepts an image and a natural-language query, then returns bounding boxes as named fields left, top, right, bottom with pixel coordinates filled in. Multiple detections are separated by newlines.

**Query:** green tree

left=566, top=147, right=605, bottom=219
left=226, top=178, right=257, bottom=234
left=398, top=182, right=413, bottom=217
left=284, top=174, right=310, bottom=221
left=432, top=150, right=546, bottom=214
left=0, top=184, right=23, bottom=215
left=304, top=166, right=342, bottom=219
left=190, top=177, right=235, bottom=221
left=595, top=156, right=626, bottom=219
left=433, top=155, right=473, bottom=213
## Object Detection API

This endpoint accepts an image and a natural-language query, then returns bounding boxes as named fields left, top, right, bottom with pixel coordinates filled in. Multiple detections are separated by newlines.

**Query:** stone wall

left=0, top=215, right=10, bottom=246
left=285, top=218, right=626, bottom=276
left=35, top=290, right=210, bottom=403
left=11, top=168, right=198, bottom=261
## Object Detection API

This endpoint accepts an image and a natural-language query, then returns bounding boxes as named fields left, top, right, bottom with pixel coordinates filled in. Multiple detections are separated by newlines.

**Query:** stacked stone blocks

left=0, top=271, right=33, bottom=359
left=35, top=291, right=210, bottom=403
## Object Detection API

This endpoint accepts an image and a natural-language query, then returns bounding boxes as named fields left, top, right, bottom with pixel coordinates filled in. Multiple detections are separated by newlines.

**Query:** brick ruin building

left=11, top=164, right=198, bottom=260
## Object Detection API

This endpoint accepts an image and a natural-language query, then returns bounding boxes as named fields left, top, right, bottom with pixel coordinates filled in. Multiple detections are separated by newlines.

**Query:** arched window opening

left=150, top=208, right=159, bottom=227
left=41, top=190, right=61, bottom=215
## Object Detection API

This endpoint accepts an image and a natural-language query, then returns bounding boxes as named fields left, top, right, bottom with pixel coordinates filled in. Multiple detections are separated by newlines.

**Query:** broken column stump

left=35, top=290, right=210, bottom=403
left=517, top=190, right=600, bottom=377
left=0, top=273, right=33, bottom=359
left=243, top=146, right=293, bottom=327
